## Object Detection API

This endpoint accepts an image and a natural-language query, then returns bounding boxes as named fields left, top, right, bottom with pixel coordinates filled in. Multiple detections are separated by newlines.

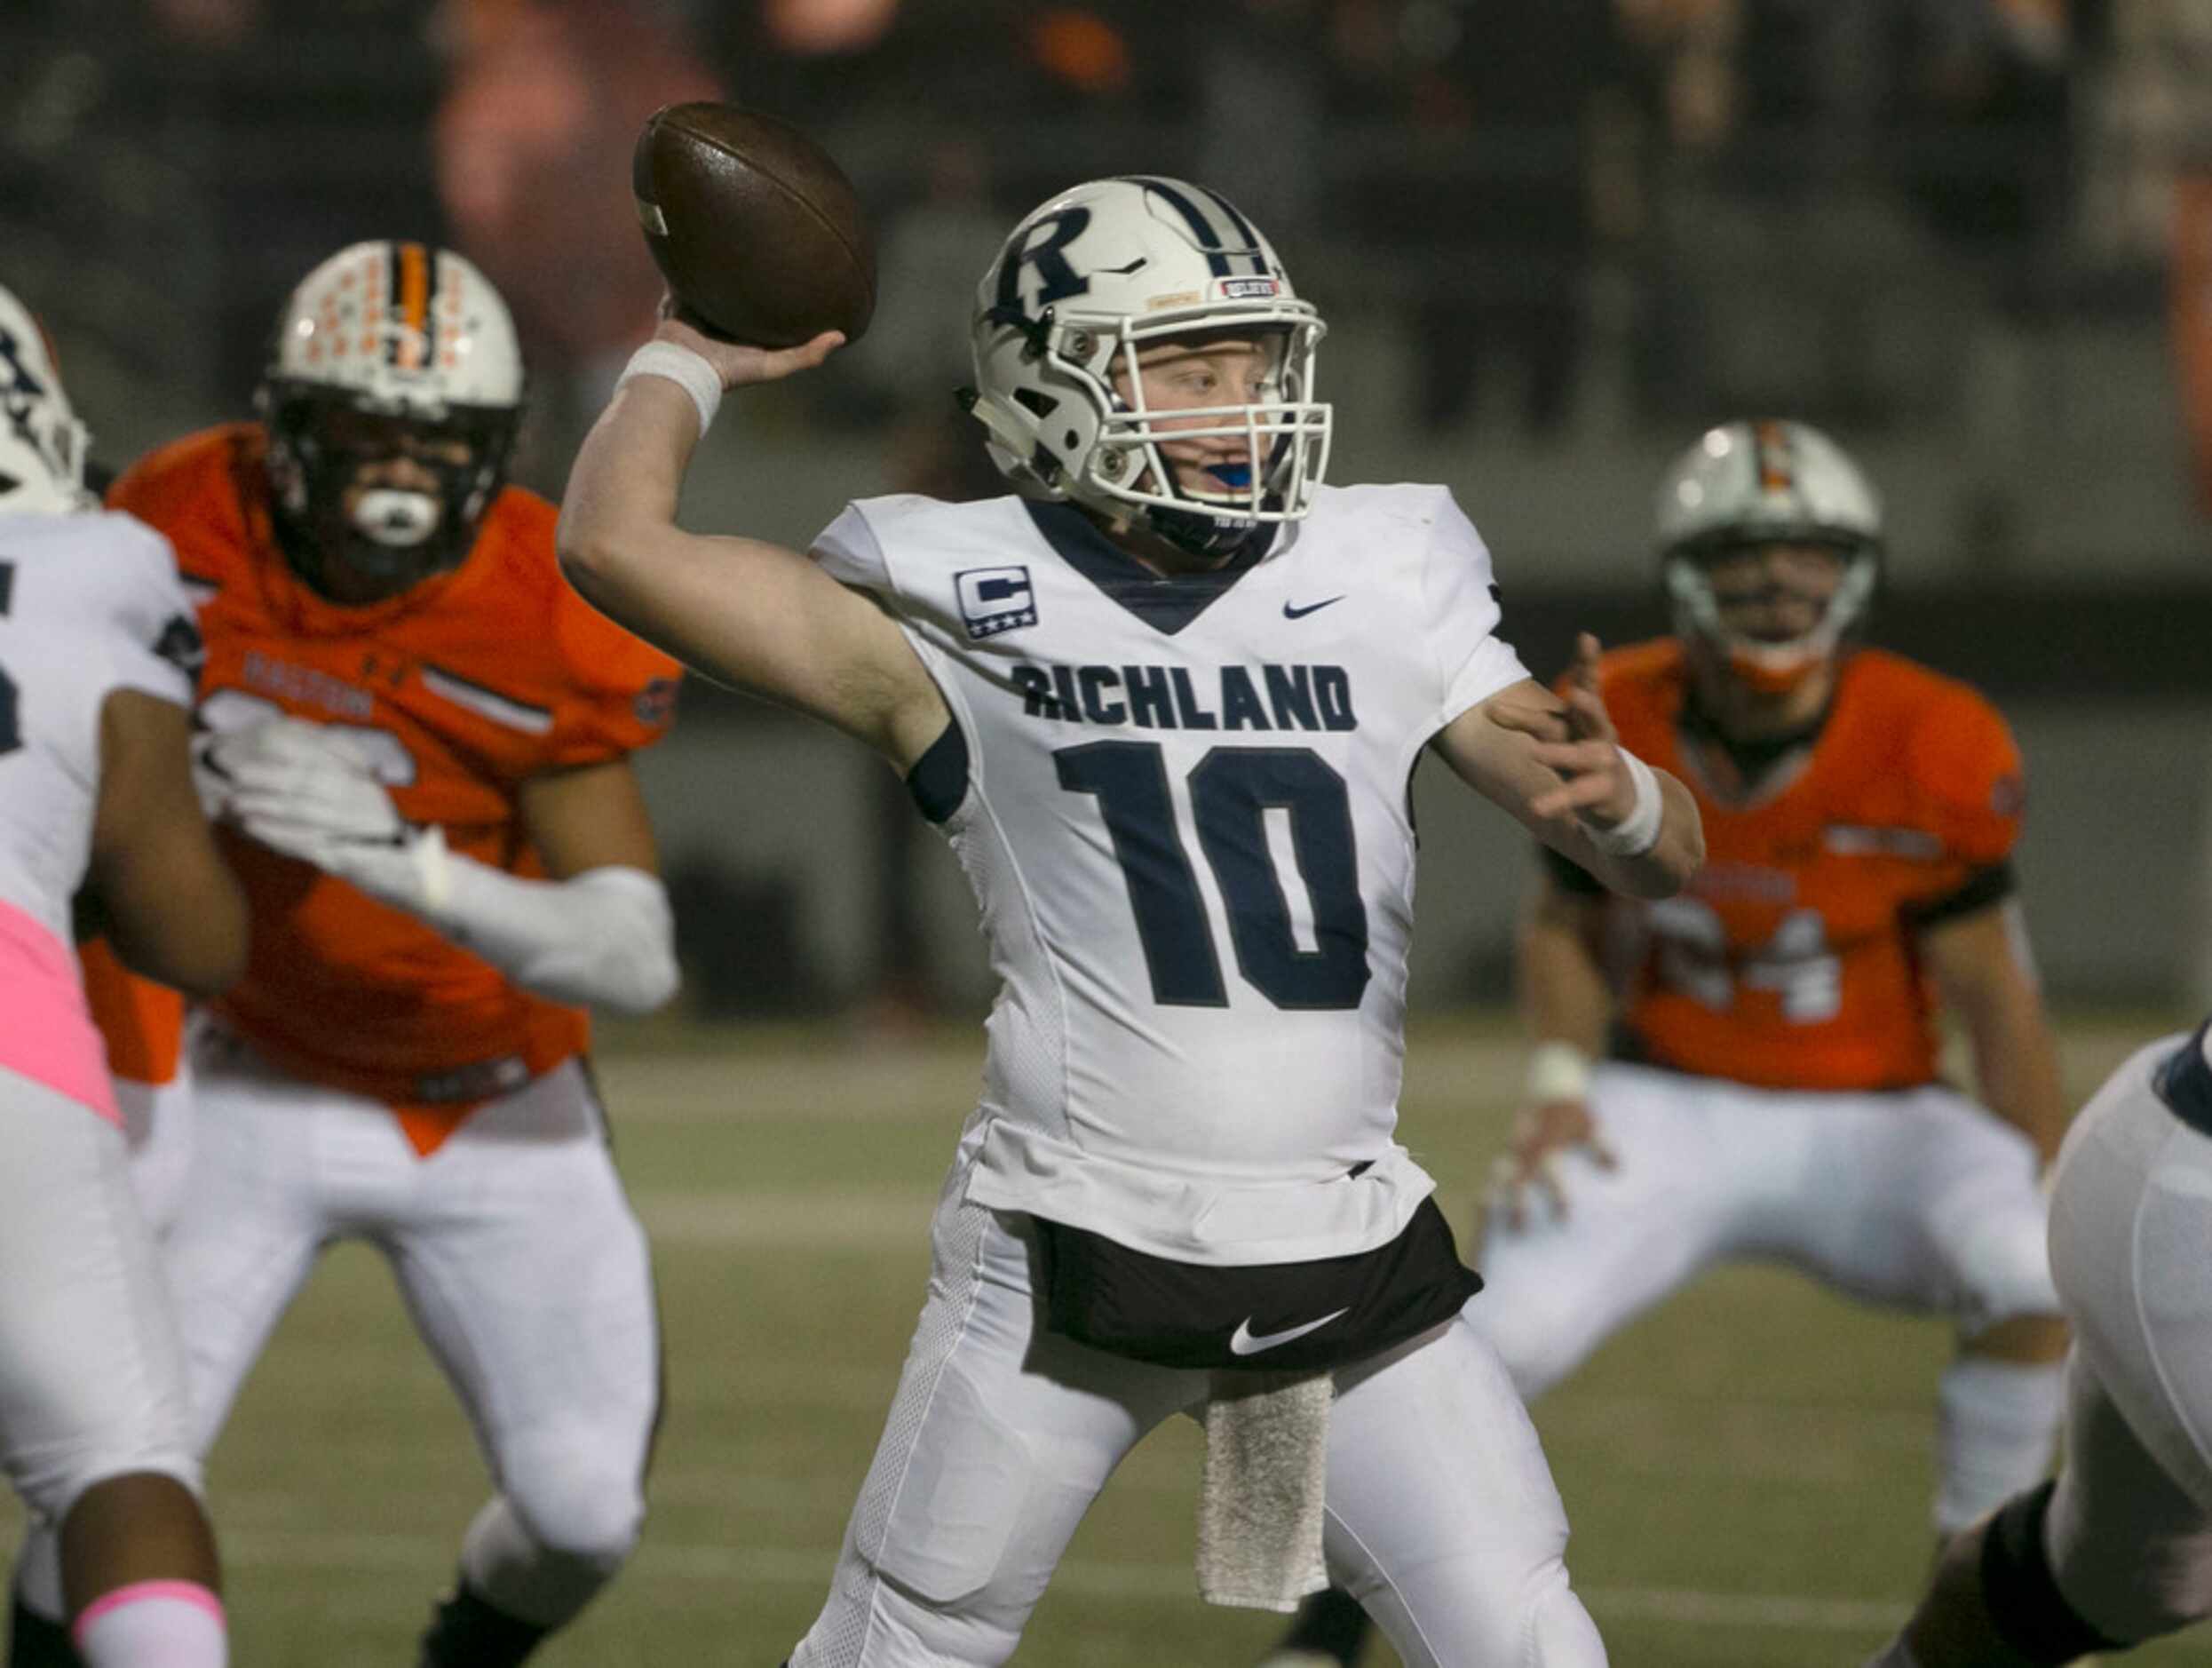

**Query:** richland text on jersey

left=1007, top=662, right=1359, bottom=732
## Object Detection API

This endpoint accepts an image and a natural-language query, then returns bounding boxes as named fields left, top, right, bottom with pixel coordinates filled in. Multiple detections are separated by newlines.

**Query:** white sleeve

left=339, top=837, right=679, bottom=1014
left=91, top=514, right=200, bottom=709
left=807, top=500, right=892, bottom=593
left=1420, top=489, right=1529, bottom=727
left=429, top=858, right=679, bottom=1015
left=805, top=495, right=955, bottom=686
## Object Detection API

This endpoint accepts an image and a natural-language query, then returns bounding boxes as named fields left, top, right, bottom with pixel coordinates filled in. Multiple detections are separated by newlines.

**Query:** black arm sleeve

left=1903, top=861, right=2017, bottom=932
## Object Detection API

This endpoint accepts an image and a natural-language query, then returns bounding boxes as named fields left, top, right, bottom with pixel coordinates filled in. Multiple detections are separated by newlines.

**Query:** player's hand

left=216, top=719, right=403, bottom=851
left=217, top=719, right=448, bottom=915
left=1514, top=633, right=1640, bottom=830
left=1484, top=1097, right=1617, bottom=1234
left=188, top=726, right=235, bottom=822
left=654, top=296, right=844, bottom=390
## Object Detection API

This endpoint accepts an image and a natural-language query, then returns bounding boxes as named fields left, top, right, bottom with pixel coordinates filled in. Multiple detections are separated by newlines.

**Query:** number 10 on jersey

left=1056, top=740, right=1370, bottom=1011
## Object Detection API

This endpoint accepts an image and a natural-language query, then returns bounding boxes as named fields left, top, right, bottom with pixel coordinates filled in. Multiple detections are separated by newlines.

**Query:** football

left=630, top=102, right=876, bottom=350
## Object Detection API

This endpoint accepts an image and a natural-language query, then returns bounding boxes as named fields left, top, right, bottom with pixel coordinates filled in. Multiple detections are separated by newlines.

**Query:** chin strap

left=1146, top=503, right=1256, bottom=558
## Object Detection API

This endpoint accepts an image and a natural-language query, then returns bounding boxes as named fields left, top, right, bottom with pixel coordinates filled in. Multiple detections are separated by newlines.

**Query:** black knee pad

left=1980, top=1480, right=2129, bottom=1664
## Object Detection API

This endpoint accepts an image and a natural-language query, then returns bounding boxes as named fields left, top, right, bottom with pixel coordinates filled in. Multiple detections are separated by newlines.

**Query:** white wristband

left=1584, top=749, right=1662, bottom=859
left=616, top=341, right=723, bottom=437
left=1525, top=1041, right=1594, bottom=1105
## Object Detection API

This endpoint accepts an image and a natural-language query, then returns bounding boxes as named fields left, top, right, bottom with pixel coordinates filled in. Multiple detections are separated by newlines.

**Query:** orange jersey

left=95, top=424, right=680, bottom=1151
left=80, top=937, right=186, bottom=1088
left=1560, top=641, right=2024, bottom=1092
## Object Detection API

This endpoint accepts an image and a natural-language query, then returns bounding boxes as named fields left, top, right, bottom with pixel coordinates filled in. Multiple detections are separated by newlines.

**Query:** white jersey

left=813, top=482, right=1527, bottom=1265
left=0, top=510, right=199, bottom=946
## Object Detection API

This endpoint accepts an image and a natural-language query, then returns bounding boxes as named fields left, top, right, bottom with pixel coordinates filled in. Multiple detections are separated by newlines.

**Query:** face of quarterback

left=1114, top=333, right=1280, bottom=502
left=1700, top=540, right=1846, bottom=647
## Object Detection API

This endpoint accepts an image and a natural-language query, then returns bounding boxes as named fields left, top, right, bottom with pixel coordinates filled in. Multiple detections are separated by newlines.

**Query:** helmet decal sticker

left=996, top=208, right=1093, bottom=315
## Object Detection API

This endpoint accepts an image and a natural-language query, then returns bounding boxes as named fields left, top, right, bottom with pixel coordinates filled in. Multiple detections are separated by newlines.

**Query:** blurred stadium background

left=5, top=0, right=2212, bottom=1662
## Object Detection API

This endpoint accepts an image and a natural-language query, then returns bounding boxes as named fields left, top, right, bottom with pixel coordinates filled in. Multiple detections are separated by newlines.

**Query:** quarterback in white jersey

left=561, top=175, right=1701, bottom=1665
left=811, top=480, right=1521, bottom=1267
left=0, top=283, right=245, bottom=1667
left=1869, top=1023, right=2212, bottom=1667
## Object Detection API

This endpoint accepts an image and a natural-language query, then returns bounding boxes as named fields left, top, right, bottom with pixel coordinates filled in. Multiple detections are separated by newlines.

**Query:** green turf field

left=13, top=1014, right=2212, bottom=1665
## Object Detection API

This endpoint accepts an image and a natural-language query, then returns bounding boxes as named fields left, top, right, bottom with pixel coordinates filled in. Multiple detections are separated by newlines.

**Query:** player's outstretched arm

left=1923, top=903, right=2069, bottom=1166
left=86, top=689, right=248, bottom=997
left=556, top=315, right=950, bottom=770
left=1488, top=877, right=1620, bottom=1229
left=1434, top=637, right=1701, bottom=899
left=219, top=719, right=681, bottom=1016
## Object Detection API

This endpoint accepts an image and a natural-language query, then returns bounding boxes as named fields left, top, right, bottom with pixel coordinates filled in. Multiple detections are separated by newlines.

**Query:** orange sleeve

left=544, top=584, right=683, bottom=766
left=80, top=939, right=186, bottom=1088
left=1903, top=683, right=2025, bottom=872
left=107, top=431, right=220, bottom=533
left=105, top=427, right=257, bottom=587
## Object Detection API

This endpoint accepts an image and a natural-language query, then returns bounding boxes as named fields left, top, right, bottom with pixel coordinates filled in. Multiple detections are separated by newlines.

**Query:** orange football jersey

left=94, top=424, right=680, bottom=1153
left=1559, top=640, right=2024, bottom=1092
left=80, top=937, right=186, bottom=1088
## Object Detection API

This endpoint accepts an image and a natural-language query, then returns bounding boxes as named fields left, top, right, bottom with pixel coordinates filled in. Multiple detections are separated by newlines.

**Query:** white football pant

left=168, top=1026, right=660, bottom=1577
left=2038, top=1039, right=2212, bottom=1642
left=1473, top=1064, right=2059, bottom=1397
left=790, top=1142, right=1607, bottom=1668
left=112, top=1067, right=195, bottom=1236
left=0, top=1065, right=200, bottom=1524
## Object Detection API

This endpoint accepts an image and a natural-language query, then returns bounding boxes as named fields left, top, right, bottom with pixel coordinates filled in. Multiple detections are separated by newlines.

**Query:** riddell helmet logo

left=1217, top=277, right=1280, bottom=300
left=956, top=565, right=1038, bottom=640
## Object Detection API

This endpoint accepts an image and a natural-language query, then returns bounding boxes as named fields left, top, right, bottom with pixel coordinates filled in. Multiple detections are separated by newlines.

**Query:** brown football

left=631, top=102, right=876, bottom=349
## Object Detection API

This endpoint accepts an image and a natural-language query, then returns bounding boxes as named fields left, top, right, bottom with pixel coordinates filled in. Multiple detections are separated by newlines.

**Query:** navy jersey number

left=0, top=561, right=18, bottom=757
left=1056, top=740, right=1369, bottom=1011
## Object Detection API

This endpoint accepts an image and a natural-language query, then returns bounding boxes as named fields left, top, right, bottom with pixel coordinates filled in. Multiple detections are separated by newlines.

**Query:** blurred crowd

left=6, top=0, right=2209, bottom=479
left=5, top=0, right=2212, bottom=1021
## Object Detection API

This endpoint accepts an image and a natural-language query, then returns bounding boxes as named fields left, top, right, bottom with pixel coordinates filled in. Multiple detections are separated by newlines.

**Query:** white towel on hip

left=1195, top=1370, right=1333, bottom=1611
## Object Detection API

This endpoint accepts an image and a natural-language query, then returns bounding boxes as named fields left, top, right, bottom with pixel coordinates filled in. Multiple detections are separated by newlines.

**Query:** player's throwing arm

left=559, top=321, right=947, bottom=774
left=559, top=108, right=947, bottom=773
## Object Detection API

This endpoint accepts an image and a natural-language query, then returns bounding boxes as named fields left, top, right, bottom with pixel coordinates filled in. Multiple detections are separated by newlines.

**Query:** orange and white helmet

left=1655, top=419, right=1882, bottom=694
left=967, top=177, right=1331, bottom=556
left=258, top=242, right=524, bottom=597
left=0, top=284, right=91, bottom=517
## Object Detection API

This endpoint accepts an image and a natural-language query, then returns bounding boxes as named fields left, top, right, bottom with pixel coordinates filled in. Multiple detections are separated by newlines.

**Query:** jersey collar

left=1024, top=500, right=1273, bottom=637
left=1677, top=662, right=1840, bottom=794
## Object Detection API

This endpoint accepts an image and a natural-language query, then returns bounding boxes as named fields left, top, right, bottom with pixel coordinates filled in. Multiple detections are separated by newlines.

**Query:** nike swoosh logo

left=1282, top=596, right=1344, bottom=620
left=1229, top=1307, right=1351, bottom=1356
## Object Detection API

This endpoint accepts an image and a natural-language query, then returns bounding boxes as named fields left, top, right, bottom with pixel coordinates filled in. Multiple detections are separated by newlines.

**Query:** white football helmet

left=0, top=284, right=91, bottom=517
left=1655, top=419, right=1882, bottom=694
left=258, top=242, right=525, bottom=598
left=966, top=176, right=1330, bottom=554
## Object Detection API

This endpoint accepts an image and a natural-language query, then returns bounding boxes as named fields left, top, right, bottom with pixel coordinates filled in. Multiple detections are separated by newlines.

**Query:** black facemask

left=259, top=383, right=519, bottom=603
